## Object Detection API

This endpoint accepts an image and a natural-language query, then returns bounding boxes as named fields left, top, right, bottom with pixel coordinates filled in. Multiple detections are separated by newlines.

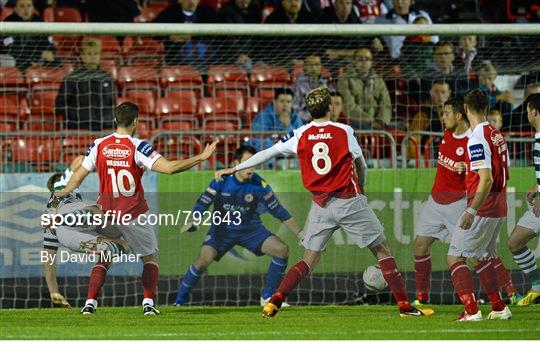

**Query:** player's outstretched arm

left=215, top=146, right=281, bottom=181
left=152, top=140, right=218, bottom=175
left=42, top=248, right=71, bottom=309
left=54, top=166, right=90, bottom=198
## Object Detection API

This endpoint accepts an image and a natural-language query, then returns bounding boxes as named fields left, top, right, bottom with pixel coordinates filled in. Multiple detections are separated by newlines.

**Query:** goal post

left=0, top=22, right=539, bottom=308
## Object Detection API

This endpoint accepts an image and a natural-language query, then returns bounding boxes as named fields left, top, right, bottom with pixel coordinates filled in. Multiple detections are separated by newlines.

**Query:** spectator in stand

left=409, top=80, right=451, bottom=134
left=354, top=0, right=387, bottom=23
left=292, top=55, right=335, bottom=122
left=374, top=0, right=438, bottom=60
left=218, top=0, right=262, bottom=66
left=55, top=39, right=116, bottom=131
left=475, top=61, right=513, bottom=116
left=219, top=0, right=262, bottom=22
left=87, top=0, right=140, bottom=22
left=457, top=35, right=479, bottom=79
left=319, top=0, right=359, bottom=23
left=487, top=109, right=503, bottom=130
left=265, top=0, right=318, bottom=23
left=504, top=82, right=540, bottom=131
left=415, top=40, right=469, bottom=101
left=329, top=91, right=347, bottom=123
left=251, top=88, right=303, bottom=151
left=154, top=0, right=219, bottom=68
left=399, top=16, right=434, bottom=80
left=1, top=0, right=59, bottom=70
left=336, top=48, right=391, bottom=129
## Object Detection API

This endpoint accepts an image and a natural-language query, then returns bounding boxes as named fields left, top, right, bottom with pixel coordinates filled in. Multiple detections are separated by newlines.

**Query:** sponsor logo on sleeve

left=85, top=143, right=95, bottom=157
left=137, top=141, right=154, bottom=157
left=469, top=144, right=485, bottom=162
left=280, top=131, right=294, bottom=143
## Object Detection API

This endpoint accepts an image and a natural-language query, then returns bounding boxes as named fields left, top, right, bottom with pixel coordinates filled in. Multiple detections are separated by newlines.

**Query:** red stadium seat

left=135, top=121, right=152, bottom=140
left=0, top=121, right=17, bottom=132
left=245, top=97, right=261, bottom=127
left=25, top=121, right=61, bottom=132
left=123, top=37, right=164, bottom=61
left=12, top=136, right=61, bottom=163
left=29, top=90, right=61, bottom=121
left=160, top=66, right=203, bottom=98
left=154, top=134, right=203, bottom=162
left=155, top=97, right=198, bottom=128
left=26, top=66, right=69, bottom=93
left=0, top=95, right=29, bottom=122
left=44, top=7, right=82, bottom=22
left=0, top=67, right=26, bottom=93
left=207, top=65, right=249, bottom=97
left=134, top=6, right=162, bottom=22
left=203, top=118, right=242, bottom=131
left=161, top=120, right=195, bottom=131
left=198, top=97, right=244, bottom=117
left=100, top=59, right=118, bottom=80
left=250, top=66, right=290, bottom=97
left=52, top=35, right=81, bottom=60
left=117, top=66, right=159, bottom=96
left=1, top=7, right=13, bottom=21
left=124, top=89, right=157, bottom=119
left=61, top=134, right=98, bottom=162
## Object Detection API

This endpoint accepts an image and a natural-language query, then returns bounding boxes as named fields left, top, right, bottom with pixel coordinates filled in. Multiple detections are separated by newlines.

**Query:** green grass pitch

left=1, top=305, right=539, bottom=340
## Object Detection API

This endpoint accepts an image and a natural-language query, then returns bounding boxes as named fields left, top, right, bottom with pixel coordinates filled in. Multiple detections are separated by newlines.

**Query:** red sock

left=378, top=256, right=413, bottom=311
left=142, top=262, right=159, bottom=299
left=475, top=260, right=505, bottom=312
left=491, top=257, right=518, bottom=297
left=450, top=261, right=478, bottom=315
left=414, top=254, right=431, bottom=302
left=87, top=262, right=109, bottom=300
left=271, top=260, right=310, bottom=307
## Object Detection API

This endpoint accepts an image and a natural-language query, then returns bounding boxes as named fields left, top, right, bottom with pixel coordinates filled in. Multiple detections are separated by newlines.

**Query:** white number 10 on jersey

left=312, top=142, right=332, bottom=175
left=107, top=168, right=136, bottom=198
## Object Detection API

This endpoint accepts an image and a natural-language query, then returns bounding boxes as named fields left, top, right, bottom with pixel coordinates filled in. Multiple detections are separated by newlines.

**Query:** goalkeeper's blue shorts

left=202, top=226, right=274, bottom=261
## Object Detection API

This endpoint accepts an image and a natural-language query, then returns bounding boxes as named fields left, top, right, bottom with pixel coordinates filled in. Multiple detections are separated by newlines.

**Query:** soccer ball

left=362, top=265, right=388, bottom=292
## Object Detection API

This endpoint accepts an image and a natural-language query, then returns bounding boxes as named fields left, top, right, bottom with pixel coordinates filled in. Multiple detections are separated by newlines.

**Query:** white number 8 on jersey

left=312, top=142, right=332, bottom=175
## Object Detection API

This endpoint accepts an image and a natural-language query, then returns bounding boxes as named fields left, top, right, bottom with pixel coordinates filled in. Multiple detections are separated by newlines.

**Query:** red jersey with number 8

left=82, top=133, right=161, bottom=218
left=274, top=121, right=363, bottom=207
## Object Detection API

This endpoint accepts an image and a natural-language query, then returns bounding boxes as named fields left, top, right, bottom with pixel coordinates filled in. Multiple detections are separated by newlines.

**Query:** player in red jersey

left=413, top=98, right=471, bottom=305
left=56, top=102, right=217, bottom=315
left=413, top=99, right=520, bottom=306
left=448, top=89, right=512, bottom=321
left=216, top=87, right=434, bottom=318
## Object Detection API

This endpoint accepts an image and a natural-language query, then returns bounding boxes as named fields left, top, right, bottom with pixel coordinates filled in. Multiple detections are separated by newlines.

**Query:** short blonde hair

left=306, top=86, right=331, bottom=119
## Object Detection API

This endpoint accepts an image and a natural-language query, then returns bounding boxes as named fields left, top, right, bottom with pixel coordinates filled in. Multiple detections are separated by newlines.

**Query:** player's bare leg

left=263, top=249, right=321, bottom=318
left=413, top=236, right=436, bottom=305
left=175, top=246, right=217, bottom=305
left=508, top=226, right=540, bottom=306
left=141, top=253, right=160, bottom=315
left=369, top=240, right=434, bottom=317
left=260, top=236, right=289, bottom=306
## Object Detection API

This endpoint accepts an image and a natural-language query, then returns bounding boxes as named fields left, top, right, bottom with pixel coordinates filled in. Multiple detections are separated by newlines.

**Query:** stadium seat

left=0, top=95, right=29, bottom=123
left=117, top=66, right=160, bottom=96
left=26, top=66, right=69, bottom=93
left=250, top=66, right=290, bottom=98
left=29, top=90, right=61, bottom=122
left=0, top=67, right=26, bottom=93
left=123, top=37, right=164, bottom=68
left=161, top=120, right=195, bottom=132
left=1, top=7, right=13, bottom=21
left=52, top=35, right=81, bottom=61
left=207, top=65, right=249, bottom=97
left=61, top=134, right=98, bottom=162
left=155, top=97, right=198, bottom=128
left=203, top=118, right=242, bottom=131
left=244, top=97, right=261, bottom=127
left=100, top=59, right=118, bottom=80
left=198, top=97, right=244, bottom=119
left=134, top=6, right=162, bottom=22
left=154, top=134, right=203, bottom=163
left=44, top=6, right=83, bottom=22
left=136, top=121, right=152, bottom=140
left=160, top=66, right=203, bottom=98
left=11, top=136, right=61, bottom=170
left=124, top=89, right=157, bottom=119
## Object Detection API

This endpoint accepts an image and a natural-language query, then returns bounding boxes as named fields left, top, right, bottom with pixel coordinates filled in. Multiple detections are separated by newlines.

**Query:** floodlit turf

left=1, top=305, right=539, bottom=340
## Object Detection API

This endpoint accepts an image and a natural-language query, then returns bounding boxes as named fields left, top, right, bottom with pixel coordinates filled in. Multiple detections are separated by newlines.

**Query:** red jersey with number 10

left=274, top=121, right=363, bottom=207
left=82, top=133, right=161, bottom=218
left=465, top=122, right=509, bottom=218
left=431, top=129, right=471, bottom=204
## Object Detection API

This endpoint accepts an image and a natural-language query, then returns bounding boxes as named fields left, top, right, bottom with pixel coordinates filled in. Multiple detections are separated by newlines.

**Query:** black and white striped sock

left=512, top=246, right=540, bottom=291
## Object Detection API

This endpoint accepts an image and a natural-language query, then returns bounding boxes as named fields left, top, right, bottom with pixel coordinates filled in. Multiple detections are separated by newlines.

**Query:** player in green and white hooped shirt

left=507, top=93, right=540, bottom=306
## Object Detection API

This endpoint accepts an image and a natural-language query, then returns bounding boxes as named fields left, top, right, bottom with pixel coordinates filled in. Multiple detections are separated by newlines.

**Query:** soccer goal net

left=0, top=22, right=539, bottom=308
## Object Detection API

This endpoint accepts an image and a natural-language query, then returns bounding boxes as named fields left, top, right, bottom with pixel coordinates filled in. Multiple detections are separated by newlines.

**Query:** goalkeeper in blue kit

left=175, top=145, right=302, bottom=306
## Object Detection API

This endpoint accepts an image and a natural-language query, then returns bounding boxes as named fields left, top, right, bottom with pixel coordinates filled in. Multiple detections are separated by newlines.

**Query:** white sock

left=85, top=299, right=98, bottom=308
left=142, top=298, right=154, bottom=307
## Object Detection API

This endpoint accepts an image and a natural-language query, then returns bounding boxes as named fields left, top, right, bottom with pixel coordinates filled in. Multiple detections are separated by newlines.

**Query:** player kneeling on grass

left=507, top=93, right=540, bottom=306
left=175, top=145, right=302, bottom=306
left=217, top=86, right=434, bottom=318
left=447, top=89, right=511, bottom=321
left=42, top=156, right=129, bottom=309
left=413, top=99, right=521, bottom=306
